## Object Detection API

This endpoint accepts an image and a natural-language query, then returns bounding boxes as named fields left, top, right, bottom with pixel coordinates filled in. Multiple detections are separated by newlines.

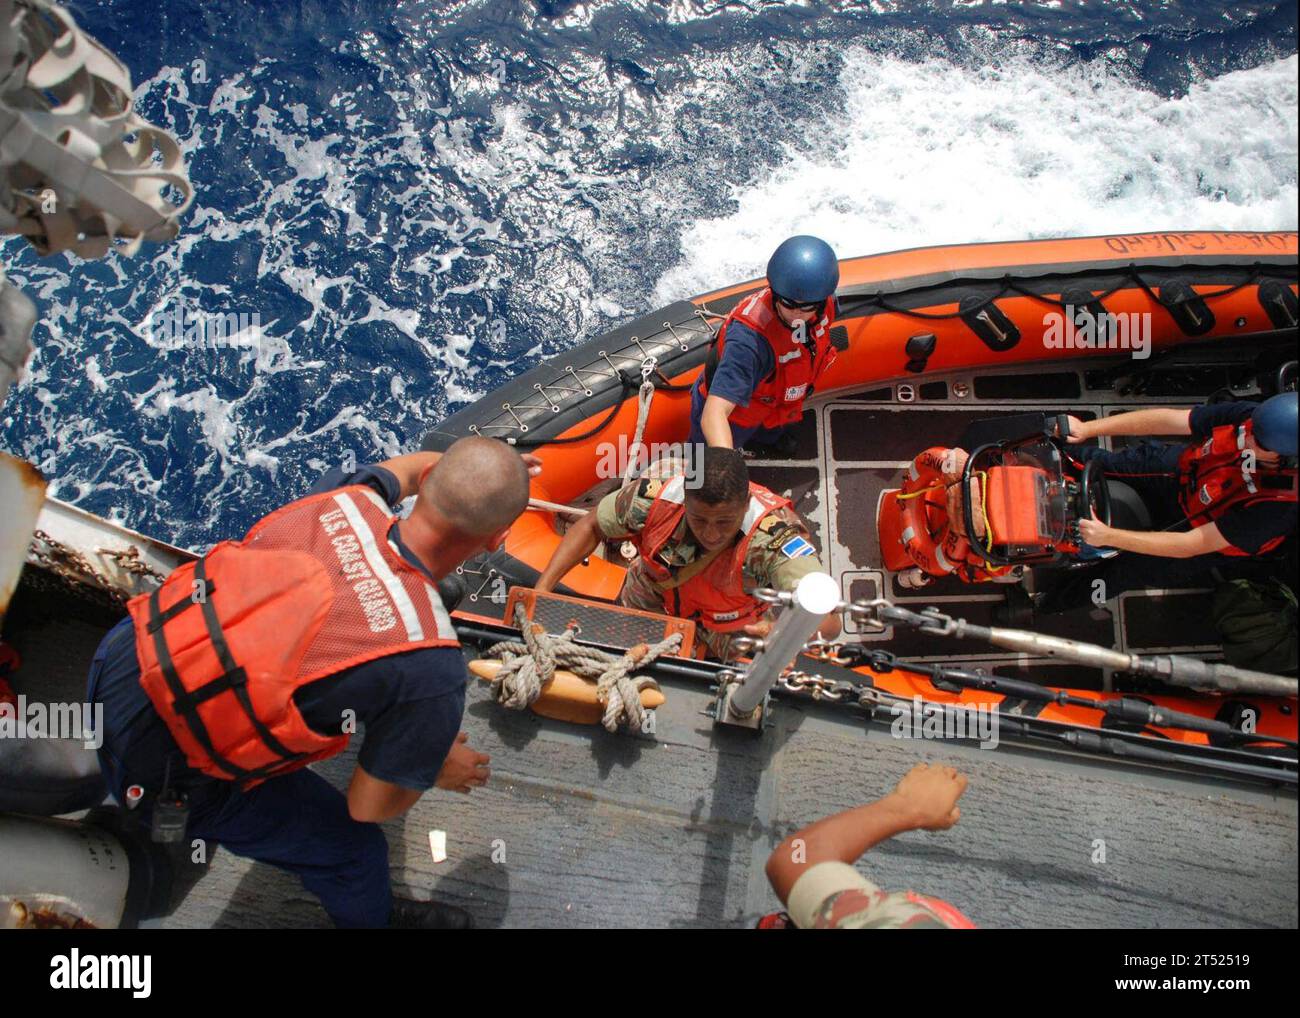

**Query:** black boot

left=389, top=897, right=474, bottom=930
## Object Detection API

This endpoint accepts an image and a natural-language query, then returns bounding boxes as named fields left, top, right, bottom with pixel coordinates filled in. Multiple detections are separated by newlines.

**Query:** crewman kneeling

left=1035, top=392, right=1297, bottom=614
left=535, top=447, right=841, bottom=660
left=87, top=437, right=533, bottom=929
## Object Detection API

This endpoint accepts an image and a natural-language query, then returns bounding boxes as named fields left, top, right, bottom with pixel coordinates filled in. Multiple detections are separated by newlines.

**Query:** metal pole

left=906, top=608, right=1299, bottom=698
left=728, top=572, right=841, bottom=717
left=979, top=625, right=1298, bottom=698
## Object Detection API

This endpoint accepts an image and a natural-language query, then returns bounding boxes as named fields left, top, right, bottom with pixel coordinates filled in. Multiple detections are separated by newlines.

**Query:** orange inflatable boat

left=427, top=231, right=1299, bottom=781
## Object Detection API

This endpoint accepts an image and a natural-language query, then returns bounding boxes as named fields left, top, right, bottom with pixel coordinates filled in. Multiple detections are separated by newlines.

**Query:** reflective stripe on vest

left=333, top=489, right=426, bottom=641
left=1176, top=420, right=1298, bottom=555
left=128, top=485, right=459, bottom=785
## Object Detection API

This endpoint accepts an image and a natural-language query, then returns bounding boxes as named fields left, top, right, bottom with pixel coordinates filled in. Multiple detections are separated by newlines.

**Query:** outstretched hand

left=891, top=763, right=967, bottom=831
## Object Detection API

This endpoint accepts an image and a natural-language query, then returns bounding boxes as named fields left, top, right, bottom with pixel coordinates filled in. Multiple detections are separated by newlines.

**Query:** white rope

left=621, top=358, right=658, bottom=486
left=527, top=497, right=588, bottom=516
left=485, top=604, right=679, bottom=733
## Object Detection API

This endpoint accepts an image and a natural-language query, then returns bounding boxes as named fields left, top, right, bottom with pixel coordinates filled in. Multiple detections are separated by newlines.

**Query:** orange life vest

left=905, top=892, right=978, bottom=929
left=635, top=475, right=795, bottom=631
left=128, top=485, right=460, bottom=786
left=701, top=288, right=837, bottom=429
left=1176, top=420, right=1298, bottom=556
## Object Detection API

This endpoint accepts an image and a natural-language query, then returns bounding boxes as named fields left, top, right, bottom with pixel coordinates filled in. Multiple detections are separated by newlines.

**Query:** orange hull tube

left=484, top=232, right=1298, bottom=748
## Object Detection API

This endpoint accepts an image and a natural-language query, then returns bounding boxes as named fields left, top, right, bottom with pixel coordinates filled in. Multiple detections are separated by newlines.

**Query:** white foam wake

left=654, top=50, right=1298, bottom=301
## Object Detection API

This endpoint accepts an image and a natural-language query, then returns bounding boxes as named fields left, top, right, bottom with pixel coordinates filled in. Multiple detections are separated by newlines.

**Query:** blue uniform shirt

left=94, top=464, right=466, bottom=794
left=706, top=321, right=775, bottom=408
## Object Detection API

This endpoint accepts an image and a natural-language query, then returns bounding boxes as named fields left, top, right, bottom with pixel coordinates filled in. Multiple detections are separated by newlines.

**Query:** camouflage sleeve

left=746, top=514, right=827, bottom=591
left=594, top=478, right=656, bottom=540
left=787, top=862, right=886, bottom=929
left=788, top=862, right=953, bottom=929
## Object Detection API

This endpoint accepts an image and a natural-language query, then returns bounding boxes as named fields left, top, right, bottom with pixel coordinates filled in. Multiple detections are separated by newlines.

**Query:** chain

left=775, top=668, right=851, bottom=702
left=29, top=530, right=168, bottom=598
left=802, top=638, right=866, bottom=667
left=98, top=545, right=167, bottom=583
left=30, top=529, right=110, bottom=589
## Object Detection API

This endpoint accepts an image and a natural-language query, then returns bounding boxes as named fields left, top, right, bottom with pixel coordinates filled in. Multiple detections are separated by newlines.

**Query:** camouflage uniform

left=787, top=861, right=974, bottom=929
left=594, top=463, right=827, bottom=662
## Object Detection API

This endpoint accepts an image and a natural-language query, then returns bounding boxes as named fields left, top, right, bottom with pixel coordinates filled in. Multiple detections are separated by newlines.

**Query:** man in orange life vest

left=691, top=236, right=840, bottom=453
left=86, top=437, right=533, bottom=929
left=1034, top=393, right=1297, bottom=614
left=534, top=447, right=841, bottom=661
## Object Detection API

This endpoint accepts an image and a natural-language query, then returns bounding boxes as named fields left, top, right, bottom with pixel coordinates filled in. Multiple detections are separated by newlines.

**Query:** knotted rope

left=485, top=604, right=680, bottom=732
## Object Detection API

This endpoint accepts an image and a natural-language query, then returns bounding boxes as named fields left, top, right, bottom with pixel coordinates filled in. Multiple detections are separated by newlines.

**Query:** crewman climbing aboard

left=691, top=236, right=841, bottom=453
left=87, top=437, right=535, bottom=929
left=1034, top=392, right=1297, bottom=615
left=535, top=447, right=841, bottom=660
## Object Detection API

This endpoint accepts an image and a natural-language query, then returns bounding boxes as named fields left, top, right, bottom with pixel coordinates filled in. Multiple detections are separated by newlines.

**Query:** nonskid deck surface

left=12, top=566, right=1298, bottom=930
left=7, top=360, right=1297, bottom=930
left=148, top=360, right=1296, bottom=929
left=143, top=662, right=1297, bottom=929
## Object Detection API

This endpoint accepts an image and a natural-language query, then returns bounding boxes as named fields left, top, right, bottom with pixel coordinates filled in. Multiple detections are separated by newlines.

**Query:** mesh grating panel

left=505, top=588, right=696, bottom=657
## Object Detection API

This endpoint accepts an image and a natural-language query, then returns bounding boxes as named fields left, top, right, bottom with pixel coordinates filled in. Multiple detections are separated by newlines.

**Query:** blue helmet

left=1252, top=391, right=1298, bottom=456
left=766, top=235, right=839, bottom=305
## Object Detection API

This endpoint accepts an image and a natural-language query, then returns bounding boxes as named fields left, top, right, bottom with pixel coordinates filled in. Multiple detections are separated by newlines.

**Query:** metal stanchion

left=713, top=572, right=842, bottom=730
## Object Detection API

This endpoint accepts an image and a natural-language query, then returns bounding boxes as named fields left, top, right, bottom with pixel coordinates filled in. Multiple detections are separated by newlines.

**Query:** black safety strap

left=190, top=558, right=303, bottom=765
left=146, top=557, right=304, bottom=783
left=147, top=579, right=255, bottom=782
left=146, top=578, right=215, bottom=633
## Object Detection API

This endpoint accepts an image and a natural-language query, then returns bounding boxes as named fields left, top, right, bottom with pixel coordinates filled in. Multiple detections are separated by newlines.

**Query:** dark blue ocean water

left=2, top=0, right=1296, bottom=548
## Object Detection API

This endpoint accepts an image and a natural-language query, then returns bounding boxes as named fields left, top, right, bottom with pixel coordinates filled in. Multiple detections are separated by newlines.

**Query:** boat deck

left=6, top=356, right=1297, bottom=929
left=153, top=664, right=1297, bottom=929
left=743, top=359, right=1296, bottom=689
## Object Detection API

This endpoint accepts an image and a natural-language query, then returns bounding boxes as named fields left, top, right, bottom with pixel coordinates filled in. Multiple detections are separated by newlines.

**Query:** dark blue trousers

left=87, top=619, right=391, bottom=927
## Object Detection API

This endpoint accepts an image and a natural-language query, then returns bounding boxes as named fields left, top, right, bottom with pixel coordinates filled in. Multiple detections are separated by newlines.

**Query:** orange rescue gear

left=700, top=287, right=837, bottom=430
left=128, top=485, right=460, bottom=786
left=636, top=475, right=794, bottom=631
left=883, top=447, right=1011, bottom=583
left=1176, top=420, right=1298, bottom=556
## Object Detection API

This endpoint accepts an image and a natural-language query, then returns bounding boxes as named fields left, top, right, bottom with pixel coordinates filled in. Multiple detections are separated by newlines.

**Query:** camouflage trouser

left=618, top=562, right=773, bottom=663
